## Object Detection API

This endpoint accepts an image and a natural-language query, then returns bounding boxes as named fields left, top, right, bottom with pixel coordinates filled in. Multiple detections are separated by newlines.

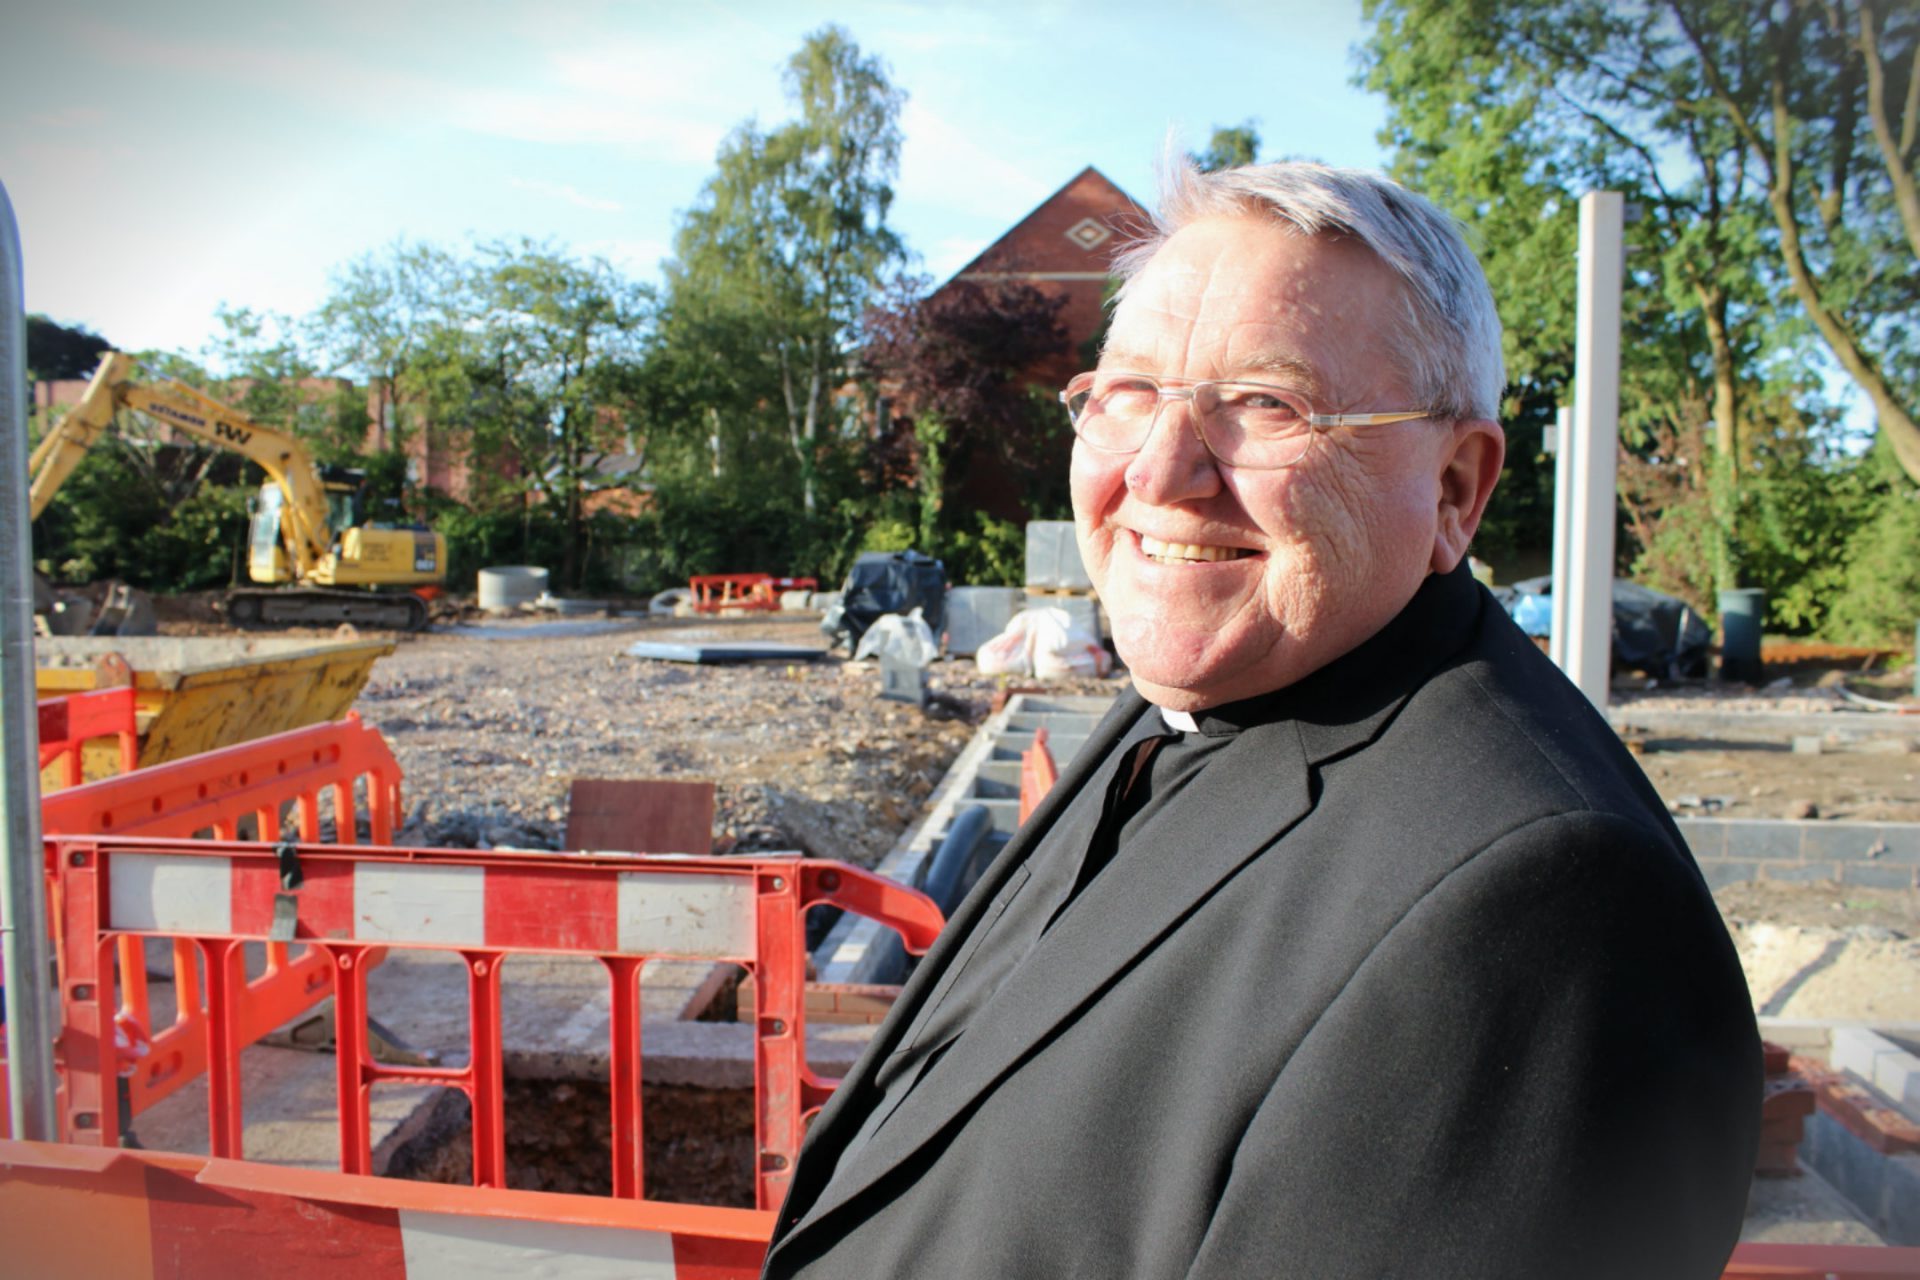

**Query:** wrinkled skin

left=1072, top=215, right=1506, bottom=711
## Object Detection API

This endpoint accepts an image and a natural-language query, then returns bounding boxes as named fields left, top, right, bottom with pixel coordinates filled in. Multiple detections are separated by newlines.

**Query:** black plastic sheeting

left=1494, top=576, right=1711, bottom=679
left=824, top=550, right=947, bottom=650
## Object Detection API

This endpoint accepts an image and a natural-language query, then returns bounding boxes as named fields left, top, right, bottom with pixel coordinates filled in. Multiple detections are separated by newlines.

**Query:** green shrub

left=1824, top=447, right=1920, bottom=645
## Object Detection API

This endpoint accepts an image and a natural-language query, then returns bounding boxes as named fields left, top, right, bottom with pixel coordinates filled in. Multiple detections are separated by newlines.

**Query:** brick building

left=940, top=165, right=1150, bottom=392
left=921, top=165, right=1149, bottom=521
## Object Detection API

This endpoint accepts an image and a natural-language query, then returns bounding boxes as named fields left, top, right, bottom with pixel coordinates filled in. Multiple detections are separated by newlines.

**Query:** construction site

left=6, top=26, right=1920, bottom=1274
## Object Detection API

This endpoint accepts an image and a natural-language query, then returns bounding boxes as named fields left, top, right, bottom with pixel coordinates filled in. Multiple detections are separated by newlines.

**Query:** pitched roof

left=944, top=166, right=1152, bottom=286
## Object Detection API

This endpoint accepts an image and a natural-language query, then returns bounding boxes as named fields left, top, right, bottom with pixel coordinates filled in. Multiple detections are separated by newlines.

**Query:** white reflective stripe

left=396, top=1209, right=676, bottom=1279
left=109, top=854, right=232, bottom=934
left=354, top=863, right=486, bottom=945
left=617, top=871, right=755, bottom=959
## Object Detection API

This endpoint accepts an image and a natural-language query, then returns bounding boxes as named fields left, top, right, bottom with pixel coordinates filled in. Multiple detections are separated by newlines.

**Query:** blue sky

left=1, top=0, right=1391, bottom=366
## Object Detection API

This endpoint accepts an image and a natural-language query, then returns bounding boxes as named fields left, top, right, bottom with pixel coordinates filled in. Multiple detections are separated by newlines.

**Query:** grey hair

left=1111, top=159, right=1506, bottom=422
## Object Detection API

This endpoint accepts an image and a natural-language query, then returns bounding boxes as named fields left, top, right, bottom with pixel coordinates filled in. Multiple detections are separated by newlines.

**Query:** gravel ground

left=352, top=610, right=1112, bottom=867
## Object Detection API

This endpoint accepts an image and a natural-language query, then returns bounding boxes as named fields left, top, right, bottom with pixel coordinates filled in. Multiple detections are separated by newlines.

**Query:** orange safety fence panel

left=38, top=686, right=139, bottom=790
left=3, top=715, right=405, bottom=1134
left=44, top=835, right=943, bottom=1214
left=1018, top=726, right=1057, bottom=826
left=688, top=575, right=818, bottom=614
left=5, top=1143, right=1919, bottom=1280
left=0, top=1139, right=775, bottom=1279
left=1722, top=1244, right=1920, bottom=1277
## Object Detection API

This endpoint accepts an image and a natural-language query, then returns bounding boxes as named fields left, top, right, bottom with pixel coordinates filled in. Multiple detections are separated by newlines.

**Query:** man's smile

left=1135, top=532, right=1255, bottom=565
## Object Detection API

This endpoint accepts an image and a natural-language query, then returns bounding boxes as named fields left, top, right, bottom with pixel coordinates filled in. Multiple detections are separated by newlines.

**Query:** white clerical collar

left=1158, top=706, right=1199, bottom=733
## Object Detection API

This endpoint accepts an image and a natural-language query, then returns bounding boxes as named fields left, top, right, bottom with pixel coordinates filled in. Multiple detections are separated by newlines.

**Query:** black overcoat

left=763, top=567, right=1761, bottom=1279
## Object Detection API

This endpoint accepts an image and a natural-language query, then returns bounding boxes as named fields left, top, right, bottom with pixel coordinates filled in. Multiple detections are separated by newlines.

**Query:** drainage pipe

left=861, top=805, right=996, bottom=985
left=0, top=178, right=58, bottom=1141
left=919, top=803, right=994, bottom=918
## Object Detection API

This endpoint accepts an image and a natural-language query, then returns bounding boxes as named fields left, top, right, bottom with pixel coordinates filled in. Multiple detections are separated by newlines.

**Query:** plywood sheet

left=564, top=779, right=716, bottom=855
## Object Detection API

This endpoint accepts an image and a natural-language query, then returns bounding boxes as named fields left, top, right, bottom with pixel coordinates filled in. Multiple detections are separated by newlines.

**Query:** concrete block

left=1674, top=819, right=1727, bottom=860
left=1804, top=822, right=1908, bottom=863
left=1841, top=862, right=1919, bottom=890
left=1025, top=521, right=1090, bottom=589
left=1760, top=861, right=1841, bottom=884
left=946, top=587, right=1027, bottom=657
left=1793, top=735, right=1825, bottom=755
left=1696, top=858, right=1758, bottom=892
left=1831, top=1028, right=1920, bottom=1116
left=1803, top=1110, right=1920, bottom=1244
left=1721, top=819, right=1808, bottom=861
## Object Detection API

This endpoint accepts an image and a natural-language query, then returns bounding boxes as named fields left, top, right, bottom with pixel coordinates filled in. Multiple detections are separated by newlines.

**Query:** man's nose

left=1122, top=391, right=1223, bottom=504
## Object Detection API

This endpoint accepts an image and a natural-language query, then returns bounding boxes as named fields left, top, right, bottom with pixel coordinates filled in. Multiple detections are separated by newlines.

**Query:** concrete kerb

left=1609, top=706, right=1920, bottom=745
left=1680, top=817, right=1920, bottom=890
left=815, top=692, right=1119, bottom=985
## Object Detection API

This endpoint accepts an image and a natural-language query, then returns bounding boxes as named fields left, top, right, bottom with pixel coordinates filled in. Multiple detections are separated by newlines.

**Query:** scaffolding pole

left=0, top=177, right=58, bottom=1141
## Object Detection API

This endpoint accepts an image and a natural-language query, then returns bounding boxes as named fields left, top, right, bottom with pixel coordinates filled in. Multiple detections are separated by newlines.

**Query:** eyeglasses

left=1059, top=371, right=1434, bottom=470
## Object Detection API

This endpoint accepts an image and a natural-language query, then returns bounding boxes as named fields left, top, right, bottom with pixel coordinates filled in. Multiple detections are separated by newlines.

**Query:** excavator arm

left=29, top=351, right=336, bottom=577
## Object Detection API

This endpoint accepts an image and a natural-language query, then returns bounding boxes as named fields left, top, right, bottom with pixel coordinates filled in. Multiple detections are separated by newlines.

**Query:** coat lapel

left=787, top=711, right=1316, bottom=1237
left=770, top=691, right=1149, bottom=1242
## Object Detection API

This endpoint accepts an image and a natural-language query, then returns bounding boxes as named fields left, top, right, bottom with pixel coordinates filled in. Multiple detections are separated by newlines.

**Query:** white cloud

left=508, top=176, right=624, bottom=213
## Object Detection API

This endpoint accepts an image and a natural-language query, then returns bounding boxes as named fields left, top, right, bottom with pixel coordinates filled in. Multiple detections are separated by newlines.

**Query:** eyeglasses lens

left=1067, top=376, right=1316, bottom=468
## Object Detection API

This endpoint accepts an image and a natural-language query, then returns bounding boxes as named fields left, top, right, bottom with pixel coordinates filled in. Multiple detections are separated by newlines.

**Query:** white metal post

left=1563, top=192, right=1623, bottom=711
left=1548, top=405, right=1574, bottom=669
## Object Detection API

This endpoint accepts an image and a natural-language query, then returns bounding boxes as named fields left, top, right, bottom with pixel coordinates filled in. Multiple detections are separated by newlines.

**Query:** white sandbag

left=977, top=606, right=1111, bottom=679
left=1031, top=606, right=1112, bottom=679
left=976, top=608, right=1041, bottom=676
left=852, top=607, right=940, bottom=666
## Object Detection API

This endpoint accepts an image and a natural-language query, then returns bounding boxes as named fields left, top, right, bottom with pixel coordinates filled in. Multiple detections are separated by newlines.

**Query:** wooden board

left=564, top=779, right=716, bottom=855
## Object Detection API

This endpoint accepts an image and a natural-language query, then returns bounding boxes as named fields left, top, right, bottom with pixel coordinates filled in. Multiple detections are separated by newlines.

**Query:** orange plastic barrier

left=46, top=834, right=943, bottom=1213
left=0, top=1138, right=774, bottom=1279
left=688, top=574, right=818, bottom=614
left=1018, top=725, right=1057, bottom=825
left=4, top=1141, right=1918, bottom=1280
left=1722, top=1244, right=1920, bottom=1277
left=16, top=715, right=404, bottom=1125
left=38, top=686, right=138, bottom=789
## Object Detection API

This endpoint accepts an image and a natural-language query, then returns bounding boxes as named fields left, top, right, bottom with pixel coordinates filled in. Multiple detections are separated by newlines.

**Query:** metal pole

left=1548, top=405, right=1574, bottom=669
left=0, top=177, right=58, bottom=1141
left=1564, top=192, right=1623, bottom=712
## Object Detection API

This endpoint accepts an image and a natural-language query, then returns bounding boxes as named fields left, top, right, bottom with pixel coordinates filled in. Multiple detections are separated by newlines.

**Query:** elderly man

left=761, top=162, right=1760, bottom=1279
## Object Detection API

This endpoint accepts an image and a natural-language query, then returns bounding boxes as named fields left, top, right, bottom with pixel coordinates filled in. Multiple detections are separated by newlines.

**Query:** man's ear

left=1430, top=419, right=1506, bottom=574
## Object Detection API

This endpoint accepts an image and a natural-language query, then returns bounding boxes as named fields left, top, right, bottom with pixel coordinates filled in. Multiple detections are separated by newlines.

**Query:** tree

left=1359, top=0, right=1881, bottom=607
left=1671, top=0, right=1920, bottom=484
left=863, top=277, right=1071, bottom=550
left=406, top=240, right=651, bottom=587
left=662, top=25, right=908, bottom=514
left=1191, top=121, right=1262, bottom=172
left=309, top=240, right=464, bottom=452
left=26, top=315, right=110, bottom=380
left=1364, top=0, right=1919, bottom=489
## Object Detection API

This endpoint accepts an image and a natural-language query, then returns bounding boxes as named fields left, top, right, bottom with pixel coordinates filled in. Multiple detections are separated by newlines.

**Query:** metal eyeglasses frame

left=1059, top=371, right=1434, bottom=470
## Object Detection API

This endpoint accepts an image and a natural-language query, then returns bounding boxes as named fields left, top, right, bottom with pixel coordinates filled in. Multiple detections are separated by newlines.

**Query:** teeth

left=1139, top=534, right=1247, bottom=564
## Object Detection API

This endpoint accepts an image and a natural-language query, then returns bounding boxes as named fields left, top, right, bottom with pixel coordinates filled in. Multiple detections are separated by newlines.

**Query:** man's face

left=1072, top=214, right=1483, bottom=711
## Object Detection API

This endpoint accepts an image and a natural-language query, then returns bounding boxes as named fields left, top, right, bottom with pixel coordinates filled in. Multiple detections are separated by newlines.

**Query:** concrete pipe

left=477, top=566, right=549, bottom=612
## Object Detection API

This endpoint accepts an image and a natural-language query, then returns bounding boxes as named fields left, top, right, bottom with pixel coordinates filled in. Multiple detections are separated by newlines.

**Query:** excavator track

left=227, top=588, right=429, bottom=632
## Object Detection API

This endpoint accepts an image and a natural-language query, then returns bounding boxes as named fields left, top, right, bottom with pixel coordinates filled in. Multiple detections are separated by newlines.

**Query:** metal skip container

left=33, top=634, right=394, bottom=782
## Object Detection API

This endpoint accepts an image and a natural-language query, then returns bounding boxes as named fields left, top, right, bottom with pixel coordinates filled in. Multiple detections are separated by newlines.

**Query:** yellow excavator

left=30, top=350, right=444, bottom=631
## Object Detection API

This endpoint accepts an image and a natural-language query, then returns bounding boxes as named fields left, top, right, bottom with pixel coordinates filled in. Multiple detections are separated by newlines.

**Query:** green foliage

left=1826, top=446, right=1920, bottom=644
left=656, top=25, right=907, bottom=515
left=940, top=512, right=1026, bottom=587
left=34, top=434, right=250, bottom=590
left=859, top=516, right=918, bottom=554
left=26, top=315, right=110, bottom=380
left=1191, top=121, right=1261, bottom=172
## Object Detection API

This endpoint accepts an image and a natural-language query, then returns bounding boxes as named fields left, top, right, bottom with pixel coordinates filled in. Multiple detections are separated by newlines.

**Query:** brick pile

left=1758, top=1040, right=1816, bottom=1176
